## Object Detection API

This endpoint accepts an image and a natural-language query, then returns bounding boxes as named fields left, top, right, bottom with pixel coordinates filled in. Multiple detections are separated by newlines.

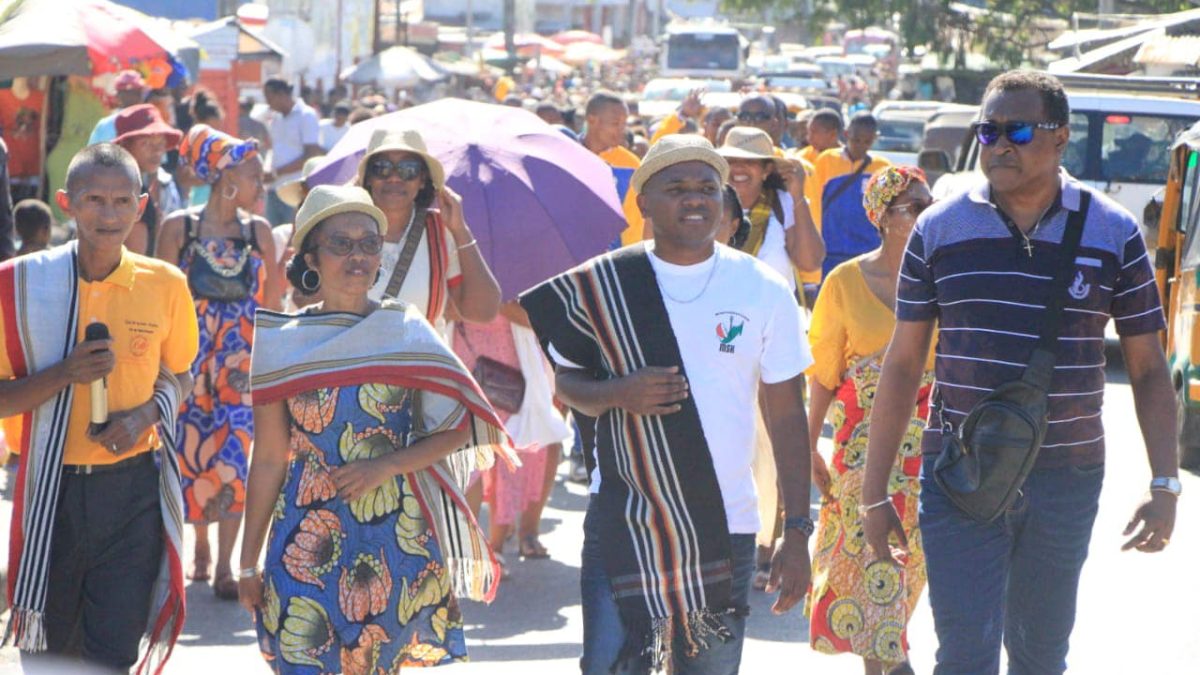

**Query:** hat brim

left=716, top=146, right=787, bottom=166
left=276, top=179, right=307, bottom=209
left=115, top=125, right=183, bottom=150
left=355, top=144, right=445, bottom=193
left=291, top=200, right=389, bottom=250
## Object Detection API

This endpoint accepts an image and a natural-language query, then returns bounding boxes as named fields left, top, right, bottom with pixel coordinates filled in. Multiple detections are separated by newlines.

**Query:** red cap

left=113, top=69, right=146, bottom=92
left=114, top=104, right=182, bottom=149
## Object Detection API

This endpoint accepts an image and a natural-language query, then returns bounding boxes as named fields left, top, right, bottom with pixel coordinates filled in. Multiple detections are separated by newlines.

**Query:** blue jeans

left=266, top=187, right=296, bottom=227
left=580, top=497, right=756, bottom=675
left=919, top=456, right=1105, bottom=675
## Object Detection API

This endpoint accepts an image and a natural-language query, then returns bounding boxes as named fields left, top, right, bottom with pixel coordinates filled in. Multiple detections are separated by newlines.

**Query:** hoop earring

left=300, top=268, right=321, bottom=293
left=222, top=183, right=239, bottom=201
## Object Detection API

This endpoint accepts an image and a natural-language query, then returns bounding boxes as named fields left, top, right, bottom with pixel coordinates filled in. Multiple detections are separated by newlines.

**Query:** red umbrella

left=0, top=0, right=185, bottom=86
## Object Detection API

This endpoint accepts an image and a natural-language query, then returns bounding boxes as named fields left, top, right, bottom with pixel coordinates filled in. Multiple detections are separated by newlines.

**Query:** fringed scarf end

left=5, top=608, right=48, bottom=652
left=449, top=556, right=499, bottom=604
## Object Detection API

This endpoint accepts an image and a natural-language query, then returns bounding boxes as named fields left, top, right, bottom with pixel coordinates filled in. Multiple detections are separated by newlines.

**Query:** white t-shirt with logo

left=551, top=243, right=811, bottom=534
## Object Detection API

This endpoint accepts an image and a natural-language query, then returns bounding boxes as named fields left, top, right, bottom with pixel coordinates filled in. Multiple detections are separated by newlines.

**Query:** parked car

left=638, top=77, right=733, bottom=119
left=1152, top=120, right=1200, bottom=469
left=914, top=105, right=979, bottom=185
left=932, top=90, right=1200, bottom=237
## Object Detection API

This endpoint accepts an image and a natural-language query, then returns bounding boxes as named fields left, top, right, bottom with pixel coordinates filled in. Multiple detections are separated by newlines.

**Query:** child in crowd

left=13, top=198, right=53, bottom=256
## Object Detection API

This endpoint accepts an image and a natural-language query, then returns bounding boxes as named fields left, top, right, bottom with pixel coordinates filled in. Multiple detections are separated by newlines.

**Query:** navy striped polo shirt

left=898, top=171, right=1164, bottom=467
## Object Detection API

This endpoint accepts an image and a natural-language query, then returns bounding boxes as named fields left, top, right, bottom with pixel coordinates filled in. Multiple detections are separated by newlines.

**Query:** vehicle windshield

left=875, top=118, right=925, bottom=153
left=1102, top=114, right=1195, bottom=184
left=642, top=79, right=731, bottom=101
left=666, top=33, right=740, bottom=71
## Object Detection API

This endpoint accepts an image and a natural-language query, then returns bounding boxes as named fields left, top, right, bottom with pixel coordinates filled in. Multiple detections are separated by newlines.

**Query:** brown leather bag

left=472, top=356, right=526, bottom=414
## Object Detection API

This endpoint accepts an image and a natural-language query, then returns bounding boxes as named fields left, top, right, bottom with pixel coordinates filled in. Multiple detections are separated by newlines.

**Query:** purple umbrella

left=308, top=99, right=626, bottom=300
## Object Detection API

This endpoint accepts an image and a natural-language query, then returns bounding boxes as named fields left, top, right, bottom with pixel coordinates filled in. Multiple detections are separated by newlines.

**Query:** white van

left=932, top=91, right=1200, bottom=233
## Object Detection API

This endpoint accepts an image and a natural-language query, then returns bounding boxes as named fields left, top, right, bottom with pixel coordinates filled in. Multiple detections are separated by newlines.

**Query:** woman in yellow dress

left=805, top=166, right=935, bottom=675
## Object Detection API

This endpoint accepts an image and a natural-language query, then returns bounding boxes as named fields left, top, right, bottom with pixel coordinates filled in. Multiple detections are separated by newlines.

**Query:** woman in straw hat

left=804, top=166, right=935, bottom=674
left=355, top=127, right=500, bottom=329
left=238, top=185, right=518, bottom=672
left=157, top=124, right=283, bottom=599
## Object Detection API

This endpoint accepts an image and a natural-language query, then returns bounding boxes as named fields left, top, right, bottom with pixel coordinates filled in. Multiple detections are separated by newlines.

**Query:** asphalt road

left=2, top=358, right=1198, bottom=673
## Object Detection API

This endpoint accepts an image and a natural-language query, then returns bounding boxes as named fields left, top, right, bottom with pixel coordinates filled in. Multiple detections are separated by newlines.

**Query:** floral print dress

left=255, top=384, right=468, bottom=674
left=177, top=230, right=265, bottom=523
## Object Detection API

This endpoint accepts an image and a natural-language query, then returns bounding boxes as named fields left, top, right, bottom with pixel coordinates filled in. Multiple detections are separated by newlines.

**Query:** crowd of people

left=0, top=64, right=1182, bottom=675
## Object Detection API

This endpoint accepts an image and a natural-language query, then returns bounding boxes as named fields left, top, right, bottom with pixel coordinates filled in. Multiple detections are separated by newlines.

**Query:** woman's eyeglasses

left=888, top=200, right=933, bottom=218
left=736, top=111, right=774, bottom=123
left=972, top=120, right=1063, bottom=146
left=320, top=234, right=384, bottom=257
left=368, top=158, right=425, bottom=181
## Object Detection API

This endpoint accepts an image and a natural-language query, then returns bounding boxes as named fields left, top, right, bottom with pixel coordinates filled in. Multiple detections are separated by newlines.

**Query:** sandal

left=213, top=571, right=239, bottom=601
left=188, top=555, right=212, bottom=582
left=752, top=562, right=771, bottom=591
left=519, top=535, right=550, bottom=560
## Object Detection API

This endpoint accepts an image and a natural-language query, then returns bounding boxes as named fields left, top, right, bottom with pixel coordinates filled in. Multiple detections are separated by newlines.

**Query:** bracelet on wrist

left=783, top=515, right=815, bottom=537
left=237, top=566, right=261, bottom=579
left=857, top=497, right=893, bottom=517
left=456, top=239, right=478, bottom=251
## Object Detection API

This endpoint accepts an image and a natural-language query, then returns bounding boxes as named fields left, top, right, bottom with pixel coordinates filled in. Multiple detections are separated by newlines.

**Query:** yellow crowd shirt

left=598, top=145, right=646, bottom=245
left=807, top=257, right=935, bottom=391
left=0, top=249, right=199, bottom=465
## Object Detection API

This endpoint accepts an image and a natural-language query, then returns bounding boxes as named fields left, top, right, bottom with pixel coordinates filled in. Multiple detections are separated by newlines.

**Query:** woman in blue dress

left=238, top=185, right=516, bottom=673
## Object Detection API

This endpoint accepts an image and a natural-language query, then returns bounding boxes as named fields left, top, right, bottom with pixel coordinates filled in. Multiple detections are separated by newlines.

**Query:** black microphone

left=85, top=323, right=110, bottom=434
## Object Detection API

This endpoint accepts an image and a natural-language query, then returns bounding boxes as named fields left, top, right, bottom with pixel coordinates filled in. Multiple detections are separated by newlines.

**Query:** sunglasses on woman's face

left=888, top=199, right=933, bottom=218
left=972, top=120, right=1063, bottom=146
left=320, top=233, right=384, bottom=257
left=737, top=111, right=774, bottom=123
left=368, top=158, right=425, bottom=181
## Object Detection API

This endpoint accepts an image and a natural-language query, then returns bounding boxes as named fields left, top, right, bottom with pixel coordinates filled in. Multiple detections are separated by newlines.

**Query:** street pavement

left=2, top=355, right=1199, bottom=673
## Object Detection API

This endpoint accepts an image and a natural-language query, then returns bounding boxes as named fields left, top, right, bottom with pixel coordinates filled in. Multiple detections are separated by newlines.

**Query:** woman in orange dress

left=805, top=166, right=935, bottom=675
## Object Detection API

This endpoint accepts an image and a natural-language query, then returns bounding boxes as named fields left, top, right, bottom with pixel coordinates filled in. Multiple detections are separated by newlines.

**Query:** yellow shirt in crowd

left=807, top=257, right=936, bottom=391
left=598, top=145, right=646, bottom=245
left=0, top=250, right=199, bottom=465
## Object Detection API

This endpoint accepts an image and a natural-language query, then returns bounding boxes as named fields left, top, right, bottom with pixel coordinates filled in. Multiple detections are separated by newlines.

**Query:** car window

left=876, top=119, right=924, bottom=153
left=1063, top=112, right=1090, bottom=178
left=1101, top=114, right=1194, bottom=184
left=1179, top=152, right=1200, bottom=268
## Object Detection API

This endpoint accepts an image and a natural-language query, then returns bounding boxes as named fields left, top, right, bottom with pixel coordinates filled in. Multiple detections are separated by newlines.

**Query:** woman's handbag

left=933, top=192, right=1091, bottom=523
left=455, top=323, right=527, bottom=414
left=183, top=213, right=257, bottom=302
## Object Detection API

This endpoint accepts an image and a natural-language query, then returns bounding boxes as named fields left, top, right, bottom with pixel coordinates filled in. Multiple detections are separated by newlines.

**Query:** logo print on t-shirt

left=1068, top=270, right=1091, bottom=301
left=715, top=312, right=748, bottom=354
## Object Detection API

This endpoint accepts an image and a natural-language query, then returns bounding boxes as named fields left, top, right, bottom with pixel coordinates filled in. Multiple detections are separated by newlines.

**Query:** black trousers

left=20, top=453, right=163, bottom=674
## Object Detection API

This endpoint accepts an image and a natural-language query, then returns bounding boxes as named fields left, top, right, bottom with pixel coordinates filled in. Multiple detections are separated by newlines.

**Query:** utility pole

left=503, top=0, right=516, bottom=73
left=466, top=0, right=475, bottom=54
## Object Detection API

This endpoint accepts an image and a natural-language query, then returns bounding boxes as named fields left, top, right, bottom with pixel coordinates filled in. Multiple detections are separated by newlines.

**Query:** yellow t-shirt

left=649, top=112, right=686, bottom=145
left=806, top=257, right=935, bottom=391
left=797, top=145, right=821, bottom=166
left=0, top=249, right=200, bottom=465
left=808, top=148, right=893, bottom=236
left=598, top=145, right=646, bottom=245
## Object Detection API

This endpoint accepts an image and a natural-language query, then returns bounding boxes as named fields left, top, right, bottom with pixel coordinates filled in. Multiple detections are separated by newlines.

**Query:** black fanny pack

left=933, top=192, right=1091, bottom=523
left=182, top=212, right=258, bottom=303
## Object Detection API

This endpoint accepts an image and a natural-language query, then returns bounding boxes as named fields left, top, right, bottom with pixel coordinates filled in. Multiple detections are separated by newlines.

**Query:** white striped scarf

left=0, top=243, right=187, bottom=674
left=250, top=300, right=518, bottom=602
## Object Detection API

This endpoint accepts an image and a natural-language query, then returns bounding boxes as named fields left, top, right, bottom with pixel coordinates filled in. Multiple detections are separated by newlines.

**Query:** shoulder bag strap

left=1021, top=191, right=1092, bottom=390
left=383, top=208, right=428, bottom=299
left=820, top=155, right=872, bottom=212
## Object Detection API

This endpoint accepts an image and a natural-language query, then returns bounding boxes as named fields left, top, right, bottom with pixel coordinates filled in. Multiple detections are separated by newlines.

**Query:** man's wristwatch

left=1150, top=477, right=1182, bottom=497
left=784, top=515, right=816, bottom=537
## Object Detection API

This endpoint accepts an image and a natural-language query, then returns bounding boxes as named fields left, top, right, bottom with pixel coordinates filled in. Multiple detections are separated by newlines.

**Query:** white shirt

left=552, top=244, right=811, bottom=534
left=318, top=118, right=350, bottom=152
left=368, top=222, right=463, bottom=329
left=757, top=190, right=797, bottom=292
left=267, top=100, right=320, bottom=186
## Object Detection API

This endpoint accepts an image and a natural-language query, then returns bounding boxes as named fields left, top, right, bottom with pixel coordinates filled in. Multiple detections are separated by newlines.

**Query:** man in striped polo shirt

left=861, top=71, right=1179, bottom=674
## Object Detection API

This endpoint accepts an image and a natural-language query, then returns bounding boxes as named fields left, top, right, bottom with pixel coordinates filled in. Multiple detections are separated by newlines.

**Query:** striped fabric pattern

left=250, top=301, right=518, bottom=603
left=898, top=174, right=1165, bottom=467
left=521, top=245, right=734, bottom=669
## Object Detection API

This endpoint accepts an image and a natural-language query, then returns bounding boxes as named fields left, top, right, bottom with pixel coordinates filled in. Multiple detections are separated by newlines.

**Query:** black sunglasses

left=972, top=120, right=1063, bottom=146
left=368, top=158, right=425, bottom=181
left=320, top=233, right=384, bottom=257
left=737, top=111, right=774, bottom=123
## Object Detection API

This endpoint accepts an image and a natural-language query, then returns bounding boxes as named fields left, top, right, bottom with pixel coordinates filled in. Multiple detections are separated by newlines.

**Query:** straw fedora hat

left=716, top=127, right=787, bottom=167
left=291, top=185, right=388, bottom=249
left=277, top=155, right=326, bottom=208
left=355, top=127, right=445, bottom=193
left=631, top=134, right=729, bottom=194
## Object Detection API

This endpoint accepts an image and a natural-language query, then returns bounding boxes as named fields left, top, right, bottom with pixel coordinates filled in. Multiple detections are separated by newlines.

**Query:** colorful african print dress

left=176, top=224, right=266, bottom=523
left=804, top=258, right=935, bottom=663
left=255, top=385, right=467, bottom=673
left=249, top=302, right=518, bottom=675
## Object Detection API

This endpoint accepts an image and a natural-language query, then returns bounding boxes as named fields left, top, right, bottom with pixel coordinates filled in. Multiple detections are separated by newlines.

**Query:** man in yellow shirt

left=796, top=109, right=844, bottom=167
left=0, top=144, right=198, bottom=672
left=582, top=91, right=646, bottom=245
left=809, top=113, right=891, bottom=279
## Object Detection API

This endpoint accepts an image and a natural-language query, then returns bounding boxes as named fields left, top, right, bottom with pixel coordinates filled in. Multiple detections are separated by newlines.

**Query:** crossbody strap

left=1021, top=191, right=1092, bottom=390
left=383, top=208, right=428, bottom=299
left=821, top=154, right=871, bottom=212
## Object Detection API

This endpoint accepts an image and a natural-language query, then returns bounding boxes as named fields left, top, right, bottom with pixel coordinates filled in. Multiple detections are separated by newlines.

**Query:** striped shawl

left=520, top=244, right=735, bottom=670
left=250, top=300, right=518, bottom=602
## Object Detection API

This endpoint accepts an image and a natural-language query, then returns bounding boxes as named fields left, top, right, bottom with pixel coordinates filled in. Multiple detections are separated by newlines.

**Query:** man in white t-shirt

left=318, top=101, right=352, bottom=151
left=263, top=78, right=321, bottom=226
left=521, top=135, right=814, bottom=674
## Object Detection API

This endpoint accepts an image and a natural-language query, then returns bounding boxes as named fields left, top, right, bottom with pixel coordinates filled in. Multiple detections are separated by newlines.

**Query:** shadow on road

left=175, top=582, right=257, bottom=648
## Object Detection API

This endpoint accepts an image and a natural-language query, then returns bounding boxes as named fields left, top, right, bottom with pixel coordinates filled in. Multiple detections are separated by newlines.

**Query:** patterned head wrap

left=179, top=124, right=259, bottom=185
left=863, top=165, right=928, bottom=227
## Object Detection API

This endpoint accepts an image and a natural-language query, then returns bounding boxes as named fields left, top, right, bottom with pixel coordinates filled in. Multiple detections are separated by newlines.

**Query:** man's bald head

left=65, top=143, right=142, bottom=198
